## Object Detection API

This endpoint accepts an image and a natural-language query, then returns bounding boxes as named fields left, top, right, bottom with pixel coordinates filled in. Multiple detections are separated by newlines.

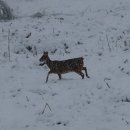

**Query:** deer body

left=39, top=52, right=90, bottom=83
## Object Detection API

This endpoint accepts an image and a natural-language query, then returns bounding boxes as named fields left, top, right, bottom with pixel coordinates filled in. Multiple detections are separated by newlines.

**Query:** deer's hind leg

left=58, top=74, right=62, bottom=80
left=82, top=67, right=90, bottom=78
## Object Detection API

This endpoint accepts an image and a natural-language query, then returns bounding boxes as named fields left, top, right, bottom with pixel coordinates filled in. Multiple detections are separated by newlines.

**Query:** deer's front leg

left=46, top=71, right=52, bottom=83
left=82, top=67, right=90, bottom=78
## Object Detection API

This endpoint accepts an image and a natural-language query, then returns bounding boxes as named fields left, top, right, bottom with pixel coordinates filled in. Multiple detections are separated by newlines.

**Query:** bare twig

left=53, top=28, right=55, bottom=36
left=106, top=34, right=111, bottom=52
left=42, top=103, right=52, bottom=115
left=104, top=78, right=111, bottom=88
left=8, top=29, right=11, bottom=62
left=26, top=96, right=29, bottom=102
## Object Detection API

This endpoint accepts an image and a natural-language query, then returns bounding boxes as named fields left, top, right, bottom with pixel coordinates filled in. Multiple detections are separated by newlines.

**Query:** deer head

left=39, top=51, right=49, bottom=64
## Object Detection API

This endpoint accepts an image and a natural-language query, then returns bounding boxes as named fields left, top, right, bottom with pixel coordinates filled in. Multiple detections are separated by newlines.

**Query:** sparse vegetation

left=0, top=0, right=14, bottom=20
left=31, top=10, right=46, bottom=18
left=0, top=0, right=130, bottom=130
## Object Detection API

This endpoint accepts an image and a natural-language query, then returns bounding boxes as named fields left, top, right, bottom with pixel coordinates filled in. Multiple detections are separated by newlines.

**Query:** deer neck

left=46, top=57, right=52, bottom=69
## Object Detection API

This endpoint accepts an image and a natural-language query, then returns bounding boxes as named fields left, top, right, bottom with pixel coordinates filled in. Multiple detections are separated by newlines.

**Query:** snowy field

left=0, top=0, right=130, bottom=130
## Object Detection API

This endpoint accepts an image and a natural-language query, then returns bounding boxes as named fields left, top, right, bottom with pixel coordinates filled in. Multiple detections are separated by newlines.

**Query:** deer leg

left=58, top=74, right=62, bottom=80
left=46, top=71, right=51, bottom=83
left=75, top=71, right=84, bottom=79
left=82, top=67, right=90, bottom=78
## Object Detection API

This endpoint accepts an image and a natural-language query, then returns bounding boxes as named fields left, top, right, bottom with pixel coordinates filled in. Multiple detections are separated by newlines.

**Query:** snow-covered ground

left=0, top=0, right=130, bottom=130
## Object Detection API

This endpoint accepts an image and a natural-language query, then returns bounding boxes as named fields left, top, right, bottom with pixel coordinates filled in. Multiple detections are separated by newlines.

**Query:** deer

left=39, top=52, right=90, bottom=83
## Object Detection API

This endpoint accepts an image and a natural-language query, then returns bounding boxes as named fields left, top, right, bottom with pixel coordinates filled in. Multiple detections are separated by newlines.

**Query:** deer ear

left=44, top=51, right=48, bottom=55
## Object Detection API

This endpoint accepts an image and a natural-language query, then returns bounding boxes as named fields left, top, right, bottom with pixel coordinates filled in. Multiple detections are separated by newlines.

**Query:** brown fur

left=39, top=52, right=90, bottom=83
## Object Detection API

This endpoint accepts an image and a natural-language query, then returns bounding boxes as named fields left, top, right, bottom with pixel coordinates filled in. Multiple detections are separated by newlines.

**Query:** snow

left=0, top=0, right=130, bottom=129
